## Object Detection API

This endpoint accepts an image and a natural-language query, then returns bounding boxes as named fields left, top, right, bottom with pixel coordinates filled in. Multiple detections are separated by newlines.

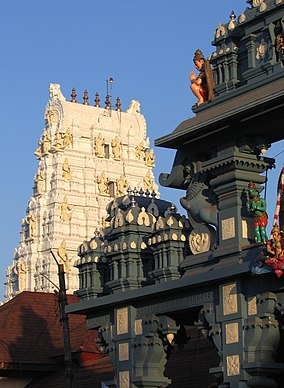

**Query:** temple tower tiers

left=4, top=83, right=158, bottom=300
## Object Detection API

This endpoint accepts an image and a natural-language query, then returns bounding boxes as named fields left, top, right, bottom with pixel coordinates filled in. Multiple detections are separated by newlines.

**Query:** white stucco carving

left=4, top=84, right=159, bottom=300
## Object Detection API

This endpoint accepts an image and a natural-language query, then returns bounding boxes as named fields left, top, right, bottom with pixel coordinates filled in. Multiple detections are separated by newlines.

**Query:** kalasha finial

left=71, top=87, right=77, bottom=103
left=94, top=92, right=100, bottom=107
left=116, top=97, right=121, bottom=111
left=105, top=94, right=111, bottom=110
left=83, top=89, right=89, bottom=105
left=228, top=10, right=236, bottom=31
left=230, top=10, right=236, bottom=20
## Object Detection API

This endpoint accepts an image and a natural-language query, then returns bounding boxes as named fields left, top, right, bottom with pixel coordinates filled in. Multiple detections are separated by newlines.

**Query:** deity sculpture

left=62, top=128, right=73, bottom=148
left=60, top=196, right=73, bottom=222
left=57, top=240, right=70, bottom=272
left=135, top=141, right=145, bottom=160
left=116, top=175, right=127, bottom=196
left=266, top=224, right=284, bottom=261
left=257, top=223, right=284, bottom=278
left=97, top=172, right=109, bottom=196
left=273, top=21, right=284, bottom=63
left=143, top=170, right=153, bottom=191
left=246, top=181, right=268, bottom=243
left=95, top=133, right=105, bottom=158
left=145, top=148, right=155, bottom=167
left=189, top=49, right=214, bottom=107
left=25, top=210, right=36, bottom=240
left=34, top=129, right=51, bottom=159
left=34, top=168, right=45, bottom=195
left=111, top=136, right=122, bottom=160
left=52, top=128, right=73, bottom=152
left=14, top=260, right=26, bottom=292
left=62, top=158, right=72, bottom=180
left=52, top=132, right=65, bottom=152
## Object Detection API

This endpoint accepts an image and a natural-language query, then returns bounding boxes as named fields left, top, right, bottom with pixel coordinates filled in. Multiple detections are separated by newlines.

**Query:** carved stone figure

left=62, top=128, right=73, bottom=148
left=34, top=168, right=45, bottom=195
left=111, top=136, right=122, bottom=160
left=14, top=260, right=26, bottom=292
left=62, top=158, right=72, bottom=180
left=52, top=128, right=73, bottom=152
left=60, top=196, right=73, bottom=222
left=97, top=172, right=109, bottom=196
left=145, top=148, right=155, bottom=167
left=116, top=175, right=127, bottom=196
left=180, top=164, right=217, bottom=227
left=52, top=132, right=65, bottom=152
left=180, top=164, right=217, bottom=253
left=34, top=129, right=51, bottom=159
left=58, top=240, right=69, bottom=272
left=135, top=141, right=145, bottom=159
left=25, top=210, right=36, bottom=240
left=189, top=49, right=215, bottom=107
left=246, top=181, right=268, bottom=243
left=143, top=170, right=153, bottom=191
left=95, top=133, right=105, bottom=158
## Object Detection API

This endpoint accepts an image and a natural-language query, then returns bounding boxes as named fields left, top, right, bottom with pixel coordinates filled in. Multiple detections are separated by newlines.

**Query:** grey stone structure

left=67, top=2, right=284, bottom=387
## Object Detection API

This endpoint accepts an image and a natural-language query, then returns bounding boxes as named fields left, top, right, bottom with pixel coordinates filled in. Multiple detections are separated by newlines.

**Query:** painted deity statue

left=273, top=20, right=284, bottom=63
left=189, top=49, right=214, bottom=107
left=246, top=181, right=268, bottom=243
left=266, top=224, right=284, bottom=262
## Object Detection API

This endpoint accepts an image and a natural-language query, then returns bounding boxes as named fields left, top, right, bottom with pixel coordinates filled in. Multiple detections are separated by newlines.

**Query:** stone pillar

left=207, top=149, right=273, bottom=257
left=101, top=307, right=173, bottom=388
left=242, top=34, right=257, bottom=70
left=199, top=284, right=284, bottom=388
left=243, top=292, right=284, bottom=387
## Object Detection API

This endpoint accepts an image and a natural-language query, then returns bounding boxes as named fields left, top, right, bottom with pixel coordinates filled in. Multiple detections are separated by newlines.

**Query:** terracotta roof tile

left=0, top=291, right=98, bottom=370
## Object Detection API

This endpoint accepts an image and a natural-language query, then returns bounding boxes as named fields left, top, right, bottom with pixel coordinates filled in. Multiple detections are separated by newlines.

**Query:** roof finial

left=116, top=97, right=121, bottom=112
left=71, top=87, right=77, bottom=103
left=94, top=92, right=100, bottom=107
left=105, top=94, right=111, bottom=110
left=83, top=89, right=89, bottom=105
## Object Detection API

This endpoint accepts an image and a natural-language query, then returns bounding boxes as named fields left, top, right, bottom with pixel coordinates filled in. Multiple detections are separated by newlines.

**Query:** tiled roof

left=0, top=291, right=100, bottom=371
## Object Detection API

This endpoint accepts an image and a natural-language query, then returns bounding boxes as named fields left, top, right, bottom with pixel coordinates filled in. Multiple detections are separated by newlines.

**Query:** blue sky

left=0, top=0, right=283, bottom=298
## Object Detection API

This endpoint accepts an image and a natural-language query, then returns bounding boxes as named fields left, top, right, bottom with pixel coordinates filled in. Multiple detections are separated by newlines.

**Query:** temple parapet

left=202, top=1, right=284, bottom=109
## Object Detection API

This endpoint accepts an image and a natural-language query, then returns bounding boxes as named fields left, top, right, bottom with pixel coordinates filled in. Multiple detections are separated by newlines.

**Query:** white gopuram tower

left=4, top=84, right=158, bottom=299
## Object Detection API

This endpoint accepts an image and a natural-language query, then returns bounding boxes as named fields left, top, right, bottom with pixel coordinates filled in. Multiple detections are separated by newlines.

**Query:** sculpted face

left=194, top=59, right=204, bottom=71
left=248, top=188, right=258, bottom=199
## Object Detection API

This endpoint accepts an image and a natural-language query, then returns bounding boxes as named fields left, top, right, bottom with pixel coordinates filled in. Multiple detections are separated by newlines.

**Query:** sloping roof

left=0, top=291, right=99, bottom=372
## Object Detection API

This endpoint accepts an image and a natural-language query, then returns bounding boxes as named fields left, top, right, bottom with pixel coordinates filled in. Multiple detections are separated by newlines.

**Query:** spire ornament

left=116, top=97, right=121, bottom=111
left=94, top=92, right=100, bottom=107
left=105, top=94, right=111, bottom=110
left=71, top=87, right=77, bottom=103
left=83, top=89, right=89, bottom=105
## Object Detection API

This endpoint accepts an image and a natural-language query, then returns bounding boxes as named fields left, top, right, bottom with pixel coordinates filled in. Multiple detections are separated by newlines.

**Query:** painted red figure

left=189, top=49, right=214, bottom=107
